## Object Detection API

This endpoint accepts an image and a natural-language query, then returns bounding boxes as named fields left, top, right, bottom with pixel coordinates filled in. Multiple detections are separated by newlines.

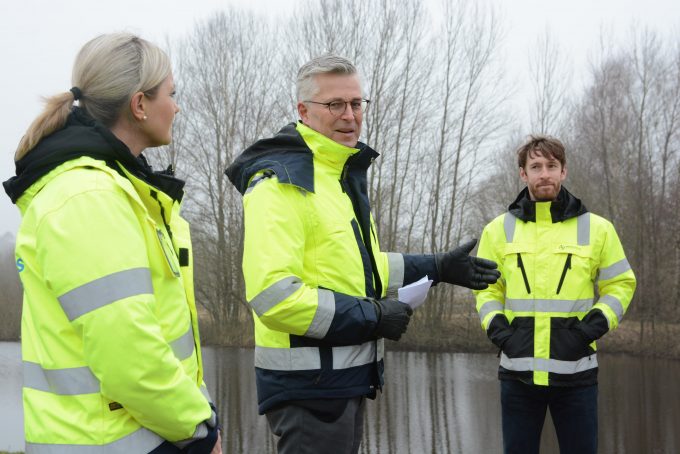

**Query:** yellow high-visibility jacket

left=3, top=108, right=215, bottom=453
left=226, top=122, right=436, bottom=414
left=474, top=187, right=636, bottom=386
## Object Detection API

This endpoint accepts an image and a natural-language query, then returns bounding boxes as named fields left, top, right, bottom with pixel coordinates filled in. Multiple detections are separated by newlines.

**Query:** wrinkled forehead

left=312, top=72, right=364, bottom=98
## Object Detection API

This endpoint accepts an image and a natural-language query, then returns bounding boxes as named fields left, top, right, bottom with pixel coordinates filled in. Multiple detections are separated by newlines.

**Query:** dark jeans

left=500, top=380, right=598, bottom=454
left=266, top=397, right=365, bottom=454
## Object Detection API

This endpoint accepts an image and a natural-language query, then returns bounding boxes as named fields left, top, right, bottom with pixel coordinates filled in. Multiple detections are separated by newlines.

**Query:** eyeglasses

left=304, top=99, right=370, bottom=116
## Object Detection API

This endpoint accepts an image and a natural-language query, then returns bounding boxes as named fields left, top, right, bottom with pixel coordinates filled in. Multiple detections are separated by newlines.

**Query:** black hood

left=225, top=123, right=314, bottom=195
left=508, top=186, right=587, bottom=223
left=225, top=122, right=378, bottom=196
left=226, top=121, right=383, bottom=298
left=3, top=107, right=184, bottom=203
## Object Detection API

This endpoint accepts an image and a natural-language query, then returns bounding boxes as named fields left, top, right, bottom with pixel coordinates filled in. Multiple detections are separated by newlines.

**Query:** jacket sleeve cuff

left=402, top=254, right=438, bottom=285
left=318, top=291, right=378, bottom=345
left=173, top=407, right=219, bottom=453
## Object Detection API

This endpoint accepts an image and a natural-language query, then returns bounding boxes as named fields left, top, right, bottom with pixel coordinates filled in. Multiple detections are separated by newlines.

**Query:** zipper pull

left=339, top=164, right=350, bottom=193
left=517, top=253, right=532, bottom=294
left=556, top=253, right=572, bottom=295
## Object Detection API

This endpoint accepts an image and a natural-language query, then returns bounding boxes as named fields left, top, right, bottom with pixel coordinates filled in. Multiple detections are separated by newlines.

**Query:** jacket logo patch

left=556, top=244, right=588, bottom=255
left=16, top=258, right=25, bottom=273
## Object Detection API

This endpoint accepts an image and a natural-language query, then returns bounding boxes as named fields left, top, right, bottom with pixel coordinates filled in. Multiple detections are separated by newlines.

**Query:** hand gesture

left=435, top=239, right=500, bottom=290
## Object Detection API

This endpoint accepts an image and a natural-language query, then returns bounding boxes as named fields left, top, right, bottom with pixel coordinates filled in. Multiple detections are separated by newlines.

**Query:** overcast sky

left=1, top=0, right=678, bottom=237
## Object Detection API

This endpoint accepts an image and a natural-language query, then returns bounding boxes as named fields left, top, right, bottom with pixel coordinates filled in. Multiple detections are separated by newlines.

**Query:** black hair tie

left=70, top=87, right=83, bottom=101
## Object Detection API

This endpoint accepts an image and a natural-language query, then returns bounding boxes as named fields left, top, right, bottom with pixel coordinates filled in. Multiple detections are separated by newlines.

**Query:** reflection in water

left=598, top=354, right=680, bottom=454
left=205, top=349, right=680, bottom=454
left=362, top=352, right=502, bottom=453
left=1, top=343, right=680, bottom=453
left=202, top=348, right=278, bottom=453
left=0, top=342, right=22, bottom=453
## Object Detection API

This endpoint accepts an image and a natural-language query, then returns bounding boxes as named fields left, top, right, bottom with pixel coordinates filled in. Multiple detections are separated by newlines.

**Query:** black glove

left=574, top=309, right=609, bottom=343
left=435, top=239, right=501, bottom=290
left=487, top=314, right=514, bottom=350
left=370, top=298, right=413, bottom=341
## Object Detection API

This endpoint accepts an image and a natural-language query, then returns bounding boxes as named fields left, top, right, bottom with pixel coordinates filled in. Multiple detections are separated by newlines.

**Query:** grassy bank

left=3, top=312, right=679, bottom=360
left=397, top=315, right=680, bottom=359
left=201, top=313, right=680, bottom=360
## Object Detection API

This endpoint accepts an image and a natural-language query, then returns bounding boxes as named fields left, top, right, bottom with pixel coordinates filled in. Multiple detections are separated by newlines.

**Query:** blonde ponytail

left=14, top=33, right=171, bottom=161
left=15, top=91, right=76, bottom=160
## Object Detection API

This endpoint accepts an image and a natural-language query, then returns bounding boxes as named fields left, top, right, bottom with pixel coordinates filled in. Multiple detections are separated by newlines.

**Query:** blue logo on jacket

left=16, top=258, right=25, bottom=273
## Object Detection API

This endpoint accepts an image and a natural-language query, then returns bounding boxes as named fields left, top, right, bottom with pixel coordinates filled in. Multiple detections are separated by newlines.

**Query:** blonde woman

left=3, top=33, right=221, bottom=454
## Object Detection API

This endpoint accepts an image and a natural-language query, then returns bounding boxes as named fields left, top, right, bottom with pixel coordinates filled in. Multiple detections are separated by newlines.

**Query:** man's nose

left=339, top=102, right=355, bottom=120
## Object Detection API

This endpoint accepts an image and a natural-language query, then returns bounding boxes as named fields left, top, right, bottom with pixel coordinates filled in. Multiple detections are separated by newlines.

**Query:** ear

left=560, top=165, right=567, bottom=182
left=519, top=166, right=528, bottom=183
left=297, top=101, right=309, bottom=124
left=129, top=92, right=146, bottom=121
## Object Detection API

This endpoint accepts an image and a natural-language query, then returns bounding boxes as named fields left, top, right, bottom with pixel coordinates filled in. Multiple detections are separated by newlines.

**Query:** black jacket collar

left=508, top=186, right=588, bottom=223
left=3, top=107, right=184, bottom=203
left=225, top=122, right=378, bottom=195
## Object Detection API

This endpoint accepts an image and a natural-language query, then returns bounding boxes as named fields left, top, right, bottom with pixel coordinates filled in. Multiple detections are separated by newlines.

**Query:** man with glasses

left=226, top=54, right=499, bottom=454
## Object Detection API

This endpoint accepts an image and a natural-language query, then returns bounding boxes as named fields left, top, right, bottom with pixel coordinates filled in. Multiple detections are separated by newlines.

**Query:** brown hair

left=516, top=135, right=566, bottom=169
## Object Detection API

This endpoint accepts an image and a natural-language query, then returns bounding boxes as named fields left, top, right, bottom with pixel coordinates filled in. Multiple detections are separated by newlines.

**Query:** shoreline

left=3, top=317, right=678, bottom=360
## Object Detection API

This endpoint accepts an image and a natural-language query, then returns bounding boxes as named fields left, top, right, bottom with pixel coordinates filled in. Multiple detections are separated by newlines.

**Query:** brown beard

left=530, top=183, right=560, bottom=201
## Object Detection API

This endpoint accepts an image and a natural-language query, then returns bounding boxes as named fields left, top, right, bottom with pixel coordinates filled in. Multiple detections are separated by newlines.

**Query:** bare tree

left=561, top=28, right=680, bottom=340
left=417, top=1, right=510, bottom=322
left=168, top=9, right=289, bottom=338
left=570, top=52, right=633, bottom=224
left=528, top=29, right=572, bottom=134
left=661, top=44, right=680, bottom=310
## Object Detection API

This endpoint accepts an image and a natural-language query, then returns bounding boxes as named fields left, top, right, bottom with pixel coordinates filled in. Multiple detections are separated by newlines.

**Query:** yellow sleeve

left=242, top=174, right=329, bottom=336
left=593, top=222, right=636, bottom=330
left=473, top=219, right=507, bottom=330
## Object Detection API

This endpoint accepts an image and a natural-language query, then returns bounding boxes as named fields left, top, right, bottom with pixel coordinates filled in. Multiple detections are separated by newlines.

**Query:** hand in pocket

left=502, top=328, right=523, bottom=357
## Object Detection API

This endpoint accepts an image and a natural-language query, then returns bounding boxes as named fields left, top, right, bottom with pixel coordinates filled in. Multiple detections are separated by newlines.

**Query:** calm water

left=1, top=341, right=679, bottom=453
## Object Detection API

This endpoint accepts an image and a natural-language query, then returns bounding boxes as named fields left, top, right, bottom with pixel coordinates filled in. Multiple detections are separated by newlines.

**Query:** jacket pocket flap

left=503, top=242, right=535, bottom=255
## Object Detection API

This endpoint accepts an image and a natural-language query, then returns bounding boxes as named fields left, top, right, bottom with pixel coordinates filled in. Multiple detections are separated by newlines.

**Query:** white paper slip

left=397, top=275, right=434, bottom=309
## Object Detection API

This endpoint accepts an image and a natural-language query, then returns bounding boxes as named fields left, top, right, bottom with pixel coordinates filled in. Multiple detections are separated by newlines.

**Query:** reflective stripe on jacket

left=474, top=188, right=636, bottom=386
left=15, top=156, right=212, bottom=452
left=232, top=122, right=407, bottom=414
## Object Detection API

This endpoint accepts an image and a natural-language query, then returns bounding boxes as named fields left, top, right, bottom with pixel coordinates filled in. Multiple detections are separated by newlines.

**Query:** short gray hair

left=296, top=54, right=358, bottom=101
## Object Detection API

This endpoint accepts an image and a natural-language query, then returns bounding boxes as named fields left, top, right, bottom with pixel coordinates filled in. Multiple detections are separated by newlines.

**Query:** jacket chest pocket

left=553, top=245, right=594, bottom=295
left=156, top=227, right=181, bottom=278
left=502, top=243, right=535, bottom=295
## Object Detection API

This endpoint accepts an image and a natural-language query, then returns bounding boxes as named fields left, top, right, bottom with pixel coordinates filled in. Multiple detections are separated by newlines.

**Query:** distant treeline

left=2, top=0, right=679, bottom=356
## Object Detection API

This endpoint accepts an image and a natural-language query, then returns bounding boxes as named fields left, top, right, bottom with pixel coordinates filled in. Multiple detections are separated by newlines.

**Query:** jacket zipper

left=556, top=253, right=572, bottom=295
left=339, top=164, right=349, bottom=193
left=156, top=228, right=181, bottom=277
left=517, top=253, right=531, bottom=294
left=341, top=163, right=383, bottom=298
